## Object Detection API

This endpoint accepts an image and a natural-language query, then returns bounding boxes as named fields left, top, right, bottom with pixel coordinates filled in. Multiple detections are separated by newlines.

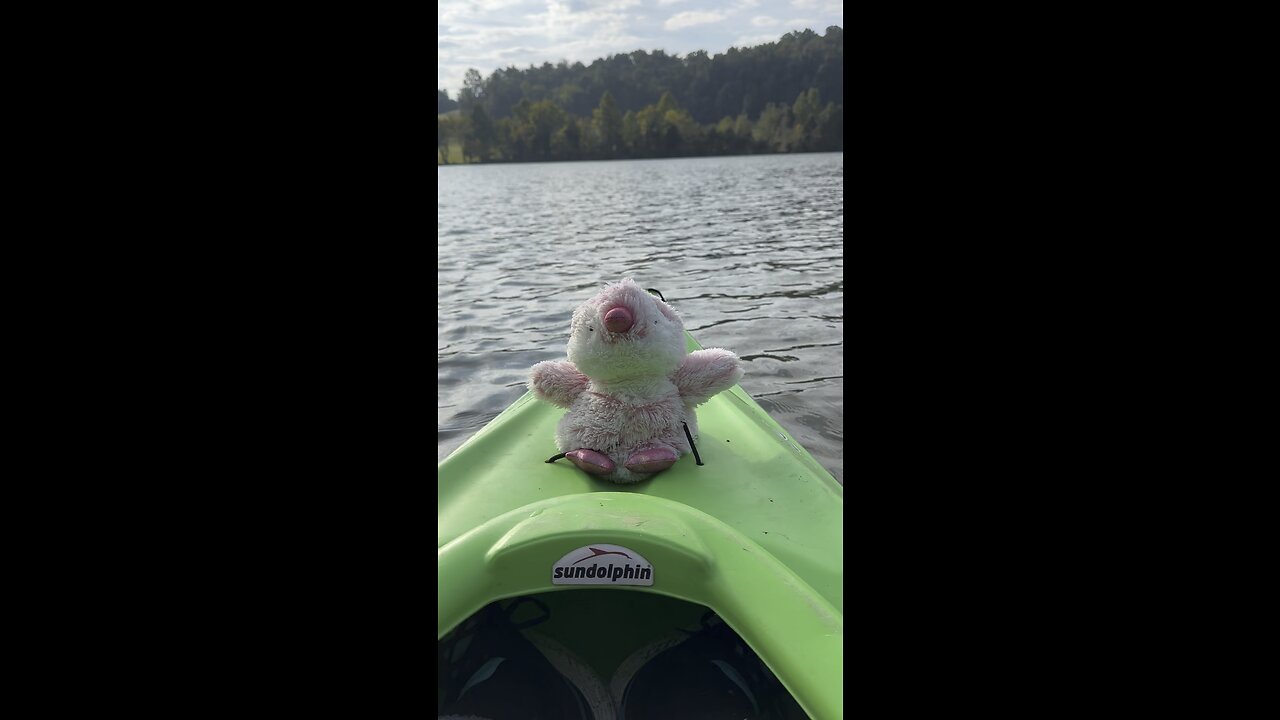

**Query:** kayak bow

left=439, top=331, right=843, bottom=718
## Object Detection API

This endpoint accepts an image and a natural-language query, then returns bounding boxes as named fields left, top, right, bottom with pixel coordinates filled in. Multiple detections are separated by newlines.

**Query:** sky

left=438, top=0, right=843, bottom=96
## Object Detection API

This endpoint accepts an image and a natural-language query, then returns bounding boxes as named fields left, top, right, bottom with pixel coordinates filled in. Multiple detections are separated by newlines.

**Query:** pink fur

left=529, top=278, right=743, bottom=483
left=528, top=360, right=589, bottom=408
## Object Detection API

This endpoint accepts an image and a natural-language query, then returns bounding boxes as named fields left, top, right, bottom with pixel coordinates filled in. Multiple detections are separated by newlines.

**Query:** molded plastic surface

left=438, top=333, right=843, bottom=719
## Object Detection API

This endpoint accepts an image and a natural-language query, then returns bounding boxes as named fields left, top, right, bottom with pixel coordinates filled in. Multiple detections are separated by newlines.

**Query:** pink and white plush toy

left=529, top=278, right=744, bottom=483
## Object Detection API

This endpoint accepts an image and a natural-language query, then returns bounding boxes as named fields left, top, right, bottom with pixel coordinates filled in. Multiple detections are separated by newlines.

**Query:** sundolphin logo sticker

left=552, top=544, right=653, bottom=586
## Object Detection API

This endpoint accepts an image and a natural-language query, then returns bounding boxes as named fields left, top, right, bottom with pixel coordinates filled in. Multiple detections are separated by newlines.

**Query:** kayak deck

left=438, top=333, right=843, bottom=718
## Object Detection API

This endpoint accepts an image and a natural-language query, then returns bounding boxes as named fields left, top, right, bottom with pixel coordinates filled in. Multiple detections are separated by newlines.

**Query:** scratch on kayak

left=776, top=572, right=841, bottom=633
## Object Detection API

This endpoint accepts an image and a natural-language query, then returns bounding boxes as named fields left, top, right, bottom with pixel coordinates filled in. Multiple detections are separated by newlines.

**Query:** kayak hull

left=439, top=333, right=843, bottom=718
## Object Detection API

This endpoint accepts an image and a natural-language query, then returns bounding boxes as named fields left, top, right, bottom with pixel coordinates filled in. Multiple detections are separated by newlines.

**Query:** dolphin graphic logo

left=571, top=547, right=633, bottom=565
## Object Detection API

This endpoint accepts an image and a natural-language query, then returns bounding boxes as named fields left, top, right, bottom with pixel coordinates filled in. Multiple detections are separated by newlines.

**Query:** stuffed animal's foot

left=565, top=449, right=616, bottom=476
left=625, top=447, right=678, bottom=474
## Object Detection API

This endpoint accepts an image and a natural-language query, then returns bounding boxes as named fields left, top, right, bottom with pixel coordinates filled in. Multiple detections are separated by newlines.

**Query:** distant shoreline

left=437, top=149, right=843, bottom=167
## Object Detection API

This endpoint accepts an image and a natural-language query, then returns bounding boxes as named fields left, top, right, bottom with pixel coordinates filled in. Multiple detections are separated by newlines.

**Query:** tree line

left=436, top=26, right=843, bottom=164
left=438, top=88, right=841, bottom=164
left=439, top=27, right=841, bottom=125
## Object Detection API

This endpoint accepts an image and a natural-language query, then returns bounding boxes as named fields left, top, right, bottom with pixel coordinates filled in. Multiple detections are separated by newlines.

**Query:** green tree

left=753, top=103, right=785, bottom=150
left=592, top=91, right=624, bottom=157
left=817, top=103, right=843, bottom=151
left=438, top=117, right=448, bottom=163
left=455, top=115, right=474, bottom=162
left=733, top=113, right=754, bottom=152
left=453, top=26, right=843, bottom=124
left=791, top=89, right=821, bottom=151
left=438, top=115, right=465, bottom=164
left=621, top=110, right=640, bottom=157
left=458, top=68, right=484, bottom=111
left=793, top=88, right=821, bottom=128
left=656, top=91, right=678, bottom=116
left=553, top=117, right=584, bottom=160
left=497, top=116, right=530, bottom=161
left=663, top=106, right=701, bottom=155
left=437, top=33, right=845, bottom=163
left=465, top=105, right=497, bottom=162
left=633, top=104, right=665, bottom=157
left=527, top=100, right=566, bottom=160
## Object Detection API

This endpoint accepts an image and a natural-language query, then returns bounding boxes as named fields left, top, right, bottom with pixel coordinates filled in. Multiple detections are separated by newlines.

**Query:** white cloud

left=664, top=10, right=727, bottom=30
left=439, top=0, right=537, bottom=25
left=733, top=33, right=781, bottom=47
left=581, top=0, right=642, bottom=8
left=438, top=0, right=844, bottom=94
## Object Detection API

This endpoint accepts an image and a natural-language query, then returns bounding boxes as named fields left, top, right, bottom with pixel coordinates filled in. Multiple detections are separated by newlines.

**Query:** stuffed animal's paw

left=565, top=449, right=615, bottom=476
left=625, top=446, right=679, bottom=474
left=673, top=349, right=744, bottom=407
left=529, top=360, right=589, bottom=408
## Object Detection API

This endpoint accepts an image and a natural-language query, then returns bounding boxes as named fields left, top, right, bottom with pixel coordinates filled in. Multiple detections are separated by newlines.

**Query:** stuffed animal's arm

left=673, top=349, right=744, bottom=408
left=529, top=360, right=590, bottom=408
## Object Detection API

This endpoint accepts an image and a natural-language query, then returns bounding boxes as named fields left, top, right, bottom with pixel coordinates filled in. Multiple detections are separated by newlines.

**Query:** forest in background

left=438, top=26, right=842, bottom=164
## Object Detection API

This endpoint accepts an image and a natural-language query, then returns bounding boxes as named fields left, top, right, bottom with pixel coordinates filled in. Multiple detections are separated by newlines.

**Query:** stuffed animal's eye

left=588, top=327, right=593, bottom=331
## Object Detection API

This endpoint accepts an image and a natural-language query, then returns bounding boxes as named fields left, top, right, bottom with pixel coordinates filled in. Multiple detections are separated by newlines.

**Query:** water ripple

left=438, top=153, right=843, bottom=484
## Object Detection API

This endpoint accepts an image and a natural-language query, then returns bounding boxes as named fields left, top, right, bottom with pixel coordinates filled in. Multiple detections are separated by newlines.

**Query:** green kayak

left=438, top=331, right=843, bottom=719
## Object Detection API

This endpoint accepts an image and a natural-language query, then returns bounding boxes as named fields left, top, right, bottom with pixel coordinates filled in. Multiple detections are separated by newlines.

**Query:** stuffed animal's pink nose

left=603, top=306, right=633, bottom=333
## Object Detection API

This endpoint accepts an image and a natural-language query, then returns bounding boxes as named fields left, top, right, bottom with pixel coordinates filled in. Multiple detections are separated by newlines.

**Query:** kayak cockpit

left=438, top=492, right=841, bottom=719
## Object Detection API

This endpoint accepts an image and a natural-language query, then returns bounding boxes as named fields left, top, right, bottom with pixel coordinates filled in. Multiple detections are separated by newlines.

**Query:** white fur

left=529, top=278, right=742, bottom=483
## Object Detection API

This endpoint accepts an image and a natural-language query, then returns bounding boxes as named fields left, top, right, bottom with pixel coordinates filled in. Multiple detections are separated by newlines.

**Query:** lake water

left=438, top=152, right=843, bottom=484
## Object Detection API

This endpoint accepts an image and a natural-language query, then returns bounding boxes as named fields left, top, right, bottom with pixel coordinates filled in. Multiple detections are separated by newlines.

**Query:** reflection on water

left=438, top=152, right=843, bottom=484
